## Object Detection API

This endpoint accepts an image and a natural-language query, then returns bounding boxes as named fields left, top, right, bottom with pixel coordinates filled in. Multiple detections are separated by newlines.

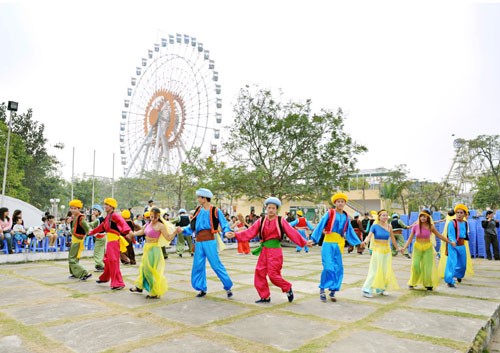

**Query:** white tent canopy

left=1, top=195, right=44, bottom=228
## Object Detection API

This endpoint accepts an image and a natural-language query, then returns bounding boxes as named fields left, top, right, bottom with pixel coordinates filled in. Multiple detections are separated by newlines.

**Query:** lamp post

left=50, top=198, right=60, bottom=220
left=1, top=101, right=18, bottom=206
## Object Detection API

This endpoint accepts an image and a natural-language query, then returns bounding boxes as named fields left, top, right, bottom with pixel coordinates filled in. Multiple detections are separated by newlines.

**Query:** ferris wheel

left=120, top=33, right=222, bottom=177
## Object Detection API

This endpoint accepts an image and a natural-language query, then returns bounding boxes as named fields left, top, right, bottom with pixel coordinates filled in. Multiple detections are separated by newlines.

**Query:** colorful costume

left=311, top=207, right=361, bottom=299
left=172, top=210, right=193, bottom=257
left=133, top=223, right=168, bottom=297
left=236, top=214, right=307, bottom=301
left=91, top=204, right=106, bottom=271
left=362, top=224, right=399, bottom=295
left=289, top=211, right=314, bottom=253
left=88, top=199, right=131, bottom=289
left=234, top=220, right=251, bottom=254
left=444, top=218, right=469, bottom=286
left=391, top=214, right=409, bottom=257
left=181, top=189, right=233, bottom=296
left=68, top=200, right=92, bottom=280
left=407, top=224, right=439, bottom=289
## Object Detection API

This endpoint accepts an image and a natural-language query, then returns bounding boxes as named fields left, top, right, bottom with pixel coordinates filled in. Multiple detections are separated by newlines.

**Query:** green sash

left=251, top=238, right=281, bottom=256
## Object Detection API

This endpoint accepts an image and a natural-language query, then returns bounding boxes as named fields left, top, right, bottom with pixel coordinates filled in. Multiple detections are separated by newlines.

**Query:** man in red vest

left=288, top=210, right=315, bottom=253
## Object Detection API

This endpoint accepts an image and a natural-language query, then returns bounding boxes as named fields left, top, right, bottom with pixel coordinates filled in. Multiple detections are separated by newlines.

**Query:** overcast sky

left=1, top=0, right=499, bottom=185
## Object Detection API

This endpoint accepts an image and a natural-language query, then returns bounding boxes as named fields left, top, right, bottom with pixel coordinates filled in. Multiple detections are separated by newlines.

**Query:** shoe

left=129, top=287, right=143, bottom=293
left=146, top=295, right=159, bottom=299
left=329, top=290, right=337, bottom=302
left=447, top=283, right=456, bottom=288
left=255, top=298, right=271, bottom=303
left=111, top=286, right=125, bottom=290
left=426, top=287, right=433, bottom=291
left=320, top=290, right=326, bottom=302
left=286, top=288, right=294, bottom=303
left=80, top=273, right=92, bottom=281
left=457, top=278, right=462, bottom=283
left=362, top=290, right=373, bottom=298
left=68, top=275, right=77, bottom=279
left=408, top=285, right=415, bottom=289
left=196, top=291, right=207, bottom=297
left=226, top=289, right=233, bottom=298
left=305, top=250, right=308, bottom=253
left=130, top=261, right=136, bottom=265
left=296, top=250, right=301, bottom=253
left=96, top=280, right=108, bottom=284
left=190, top=253, right=194, bottom=257
left=405, top=254, right=411, bottom=259
left=178, top=253, right=183, bottom=257
left=380, top=291, right=389, bottom=296
left=95, top=267, right=104, bottom=272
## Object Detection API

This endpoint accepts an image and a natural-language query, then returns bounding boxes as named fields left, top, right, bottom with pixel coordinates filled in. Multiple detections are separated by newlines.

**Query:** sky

left=1, top=0, right=499, bottom=185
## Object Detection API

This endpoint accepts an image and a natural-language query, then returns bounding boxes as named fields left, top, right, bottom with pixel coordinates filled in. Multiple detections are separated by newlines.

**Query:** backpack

left=190, top=205, right=220, bottom=234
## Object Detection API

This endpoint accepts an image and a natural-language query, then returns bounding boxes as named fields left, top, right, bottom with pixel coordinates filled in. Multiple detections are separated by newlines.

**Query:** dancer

left=233, top=213, right=251, bottom=255
left=444, top=204, right=470, bottom=288
left=349, top=212, right=366, bottom=254
left=129, top=207, right=176, bottom=299
left=177, top=188, right=234, bottom=298
left=310, top=192, right=361, bottom=302
left=120, top=209, right=137, bottom=265
left=402, top=209, right=452, bottom=291
left=171, top=209, right=193, bottom=257
left=90, top=204, right=106, bottom=272
left=361, top=209, right=400, bottom=298
left=67, top=199, right=93, bottom=280
left=88, top=198, right=132, bottom=290
left=289, top=210, right=315, bottom=253
left=227, top=197, right=312, bottom=303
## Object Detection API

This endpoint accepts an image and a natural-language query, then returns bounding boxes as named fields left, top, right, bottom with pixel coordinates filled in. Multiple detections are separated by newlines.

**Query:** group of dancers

left=66, top=189, right=473, bottom=303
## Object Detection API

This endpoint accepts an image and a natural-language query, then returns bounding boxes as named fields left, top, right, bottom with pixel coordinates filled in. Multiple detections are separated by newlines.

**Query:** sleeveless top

left=371, top=224, right=390, bottom=241
left=412, top=224, right=431, bottom=241
left=145, top=223, right=161, bottom=239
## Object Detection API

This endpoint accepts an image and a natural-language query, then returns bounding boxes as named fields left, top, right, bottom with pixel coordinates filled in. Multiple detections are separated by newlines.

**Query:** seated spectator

left=0, top=207, right=13, bottom=254
left=42, top=215, right=58, bottom=247
left=58, top=216, right=72, bottom=247
left=13, top=216, right=28, bottom=246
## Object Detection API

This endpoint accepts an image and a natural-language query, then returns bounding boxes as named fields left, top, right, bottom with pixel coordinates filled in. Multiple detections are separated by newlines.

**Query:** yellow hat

left=144, top=211, right=151, bottom=218
left=331, top=192, right=348, bottom=204
left=69, top=199, right=83, bottom=209
left=418, top=210, right=434, bottom=224
left=296, top=210, right=303, bottom=217
left=104, top=198, right=117, bottom=209
left=121, top=209, right=131, bottom=219
left=454, top=204, right=469, bottom=214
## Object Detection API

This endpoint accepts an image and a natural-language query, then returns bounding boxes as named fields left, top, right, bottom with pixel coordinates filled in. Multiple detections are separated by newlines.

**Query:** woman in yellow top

left=129, top=207, right=176, bottom=299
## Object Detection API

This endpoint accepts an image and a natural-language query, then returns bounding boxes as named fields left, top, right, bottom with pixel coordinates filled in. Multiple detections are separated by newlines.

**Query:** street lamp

left=50, top=198, right=60, bottom=220
left=1, top=101, right=18, bottom=206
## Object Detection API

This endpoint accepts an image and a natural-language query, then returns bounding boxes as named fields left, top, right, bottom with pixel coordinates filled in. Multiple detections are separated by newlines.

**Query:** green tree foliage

left=223, top=86, right=367, bottom=202
left=473, top=175, right=500, bottom=209
left=407, top=181, right=454, bottom=212
left=380, top=165, right=411, bottom=214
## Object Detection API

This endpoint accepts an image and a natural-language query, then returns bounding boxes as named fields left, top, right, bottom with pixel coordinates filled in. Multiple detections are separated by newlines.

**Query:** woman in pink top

left=402, top=209, right=451, bottom=291
left=129, top=207, right=175, bottom=299
left=0, top=207, right=13, bottom=254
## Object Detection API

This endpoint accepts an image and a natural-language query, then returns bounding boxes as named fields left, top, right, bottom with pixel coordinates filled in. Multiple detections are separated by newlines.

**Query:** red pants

left=237, top=241, right=250, bottom=254
left=254, top=247, right=290, bottom=299
left=99, top=241, right=125, bottom=288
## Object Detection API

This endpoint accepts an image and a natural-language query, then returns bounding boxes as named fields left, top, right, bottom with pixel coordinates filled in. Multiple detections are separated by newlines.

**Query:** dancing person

left=177, top=188, right=234, bottom=298
left=361, top=209, right=400, bottom=298
left=402, top=209, right=453, bottom=291
left=289, top=210, right=315, bottom=253
left=129, top=207, right=176, bottom=299
left=67, top=200, right=93, bottom=280
left=390, top=213, right=410, bottom=258
left=310, top=193, right=362, bottom=302
left=227, top=197, right=313, bottom=303
left=88, top=198, right=132, bottom=290
left=444, top=204, right=470, bottom=288
left=90, top=204, right=106, bottom=272
left=171, top=208, right=193, bottom=257
left=233, top=213, right=251, bottom=255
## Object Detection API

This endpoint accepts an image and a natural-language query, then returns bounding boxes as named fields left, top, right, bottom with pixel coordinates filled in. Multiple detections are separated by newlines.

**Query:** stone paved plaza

left=1, top=246, right=500, bottom=353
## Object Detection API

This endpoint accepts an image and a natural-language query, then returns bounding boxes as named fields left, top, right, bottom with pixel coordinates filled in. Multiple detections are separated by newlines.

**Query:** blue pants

left=319, top=242, right=343, bottom=291
left=445, top=244, right=467, bottom=284
left=295, top=230, right=309, bottom=252
left=191, top=239, right=232, bottom=292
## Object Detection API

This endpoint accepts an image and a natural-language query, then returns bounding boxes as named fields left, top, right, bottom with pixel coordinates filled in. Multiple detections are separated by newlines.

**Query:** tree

left=407, top=180, right=454, bottom=212
left=223, top=86, right=367, bottom=202
left=380, top=165, right=411, bottom=214
left=467, top=135, right=500, bottom=191
left=473, top=175, right=500, bottom=209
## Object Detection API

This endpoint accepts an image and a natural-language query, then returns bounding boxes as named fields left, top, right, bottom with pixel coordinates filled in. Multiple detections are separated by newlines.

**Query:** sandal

left=129, top=287, right=143, bottom=293
left=146, top=295, right=159, bottom=299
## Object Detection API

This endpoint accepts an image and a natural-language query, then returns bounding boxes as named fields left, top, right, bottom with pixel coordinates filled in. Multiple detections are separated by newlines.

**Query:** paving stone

left=0, top=335, right=34, bottom=353
left=282, top=297, right=377, bottom=322
left=129, top=334, right=239, bottom=353
left=149, top=298, right=250, bottom=325
left=0, top=286, right=67, bottom=306
left=214, top=312, right=337, bottom=351
left=408, top=295, right=499, bottom=316
left=229, top=273, right=256, bottom=286
left=341, top=273, right=367, bottom=285
left=1, top=299, right=109, bottom=325
left=288, top=279, right=319, bottom=294
left=340, top=287, right=403, bottom=304
left=226, top=286, right=290, bottom=306
left=281, top=267, right=321, bottom=277
left=324, top=329, right=459, bottom=353
left=440, top=283, right=500, bottom=299
left=42, top=314, right=168, bottom=353
left=372, top=308, right=485, bottom=343
left=63, top=280, right=118, bottom=294
left=0, top=277, right=39, bottom=288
